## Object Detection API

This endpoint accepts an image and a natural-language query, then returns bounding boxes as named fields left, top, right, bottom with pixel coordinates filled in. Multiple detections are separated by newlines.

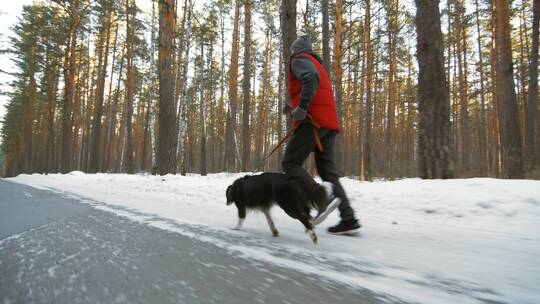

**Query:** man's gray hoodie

left=290, top=36, right=322, bottom=111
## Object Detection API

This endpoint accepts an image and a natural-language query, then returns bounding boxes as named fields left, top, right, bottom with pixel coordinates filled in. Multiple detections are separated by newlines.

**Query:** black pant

left=282, top=123, right=355, bottom=221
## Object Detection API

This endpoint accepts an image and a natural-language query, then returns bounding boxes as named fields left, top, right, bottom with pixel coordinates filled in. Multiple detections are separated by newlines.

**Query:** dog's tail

left=311, top=185, right=329, bottom=215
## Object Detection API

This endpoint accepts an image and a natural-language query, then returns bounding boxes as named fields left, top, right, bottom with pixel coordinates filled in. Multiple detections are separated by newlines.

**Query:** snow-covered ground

left=8, top=172, right=540, bottom=304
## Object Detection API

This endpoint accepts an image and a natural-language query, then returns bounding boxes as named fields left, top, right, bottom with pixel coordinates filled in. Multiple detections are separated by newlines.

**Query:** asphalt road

left=0, top=180, right=388, bottom=304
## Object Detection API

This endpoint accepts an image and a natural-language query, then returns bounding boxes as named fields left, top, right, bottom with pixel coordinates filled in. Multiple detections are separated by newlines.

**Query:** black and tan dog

left=226, top=173, right=328, bottom=244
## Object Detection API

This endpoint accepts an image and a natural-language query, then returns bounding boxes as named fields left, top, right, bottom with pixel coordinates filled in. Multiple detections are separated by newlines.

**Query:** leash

left=252, top=114, right=323, bottom=173
left=309, top=115, right=324, bottom=153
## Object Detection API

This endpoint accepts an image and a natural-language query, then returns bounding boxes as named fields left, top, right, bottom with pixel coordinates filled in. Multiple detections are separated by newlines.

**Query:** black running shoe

left=328, top=219, right=361, bottom=235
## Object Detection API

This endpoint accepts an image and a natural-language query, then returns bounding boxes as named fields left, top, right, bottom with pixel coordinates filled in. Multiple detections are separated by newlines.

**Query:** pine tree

left=157, top=0, right=177, bottom=175
left=60, top=0, right=84, bottom=173
left=225, top=0, right=241, bottom=171
left=416, top=0, right=453, bottom=179
left=241, top=0, right=252, bottom=171
left=525, top=0, right=539, bottom=169
left=494, top=0, right=524, bottom=178
left=89, top=0, right=113, bottom=173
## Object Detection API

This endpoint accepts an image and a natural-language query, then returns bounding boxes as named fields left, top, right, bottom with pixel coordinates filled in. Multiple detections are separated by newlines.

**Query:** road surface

left=0, top=180, right=389, bottom=304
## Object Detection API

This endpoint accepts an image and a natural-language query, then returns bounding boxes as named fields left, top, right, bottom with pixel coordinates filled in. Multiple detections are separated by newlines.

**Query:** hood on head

left=291, top=35, right=313, bottom=55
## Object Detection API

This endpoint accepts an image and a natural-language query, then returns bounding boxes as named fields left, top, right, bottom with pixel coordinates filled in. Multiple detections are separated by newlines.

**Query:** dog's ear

left=226, top=185, right=233, bottom=205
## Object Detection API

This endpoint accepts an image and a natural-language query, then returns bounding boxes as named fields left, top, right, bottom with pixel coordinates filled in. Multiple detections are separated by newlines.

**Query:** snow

left=8, top=172, right=540, bottom=304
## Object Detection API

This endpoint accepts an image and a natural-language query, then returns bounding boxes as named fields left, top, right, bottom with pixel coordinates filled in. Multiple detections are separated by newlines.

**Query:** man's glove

left=290, top=107, right=307, bottom=121
left=282, top=103, right=292, bottom=115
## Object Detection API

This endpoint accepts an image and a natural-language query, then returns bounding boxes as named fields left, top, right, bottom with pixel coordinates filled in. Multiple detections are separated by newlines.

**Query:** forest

left=0, top=0, right=538, bottom=180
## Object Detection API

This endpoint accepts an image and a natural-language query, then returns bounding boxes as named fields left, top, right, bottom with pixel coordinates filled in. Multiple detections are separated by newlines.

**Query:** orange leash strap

left=307, top=114, right=324, bottom=152
left=312, top=127, right=324, bottom=152
left=266, top=127, right=295, bottom=160
left=253, top=114, right=323, bottom=172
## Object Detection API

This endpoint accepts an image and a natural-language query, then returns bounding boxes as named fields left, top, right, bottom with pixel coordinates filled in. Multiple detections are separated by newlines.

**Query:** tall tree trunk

left=461, top=30, right=470, bottom=174
left=363, top=0, right=373, bottom=181
left=157, top=0, right=177, bottom=175
left=199, top=30, right=207, bottom=176
left=177, top=0, right=192, bottom=175
left=518, top=4, right=529, bottom=146
left=45, top=56, right=59, bottom=173
left=174, top=0, right=188, bottom=173
left=225, top=0, right=241, bottom=171
left=354, top=41, right=364, bottom=179
left=495, top=0, right=524, bottom=178
left=242, top=0, right=251, bottom=171
left=526, top=0, right=540, bottom=168
left=321, top=0, right=330, bottom=72
left=255, top=31, right=272, bottom=170
left=61, top=0, right=80, bottom=173
left=475, top=0, right=488, bottom=175
left=455, top=2, right=470, bottom=174
left=102, top=22, right=119, bottom=171
left=142, top=0, right=157, bottom=172
left=105, top=45, right=125, bottom=172
left=116, top=89, right=126, bottom=172
left=280, top=0, right=297, bottom=108
left=124, top=0, right=135, bottom=174
left=276, top=51, right=284, bottom=170
left=90, top=4, right=112, bottom=173
left=174, top=0, right=188, bottom=112
left=23, top=44, right=37, bottom=173
left=333, top=0, right=344, bottom=117
left=406, top=52, right=416, bottom=174
left=333, top=0, right=344, bottom=164
left=385, top=0, right=398, bottom=178
left=79, top=42, right=92, bottom=172
left=415, top=0, right=453, bottom=179
left=372, top=22, right=382, bottom=176
left=218, top=4, right=226, bottom=172
left=208, top=40, right=216, bottom=173
left=490, top=2, right=501, bottom=176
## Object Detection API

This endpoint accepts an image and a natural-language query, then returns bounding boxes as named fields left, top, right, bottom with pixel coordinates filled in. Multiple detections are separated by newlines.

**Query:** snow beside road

left=9, top=172, right=540, bottom=304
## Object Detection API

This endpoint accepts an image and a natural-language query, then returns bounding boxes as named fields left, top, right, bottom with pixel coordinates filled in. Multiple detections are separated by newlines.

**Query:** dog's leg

left=307, top=229, right=318, bottom=244
left=232, top=205, right=246, bottom=230
left=233, top=218, right=245, bottom=230
left=263, top=209, right=279, bottom=237
left=299, top=215, right=318, bottom=244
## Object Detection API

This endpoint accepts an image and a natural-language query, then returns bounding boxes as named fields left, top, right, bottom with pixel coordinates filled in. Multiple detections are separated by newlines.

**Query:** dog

left=225, top=172, right=328, bottom=244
